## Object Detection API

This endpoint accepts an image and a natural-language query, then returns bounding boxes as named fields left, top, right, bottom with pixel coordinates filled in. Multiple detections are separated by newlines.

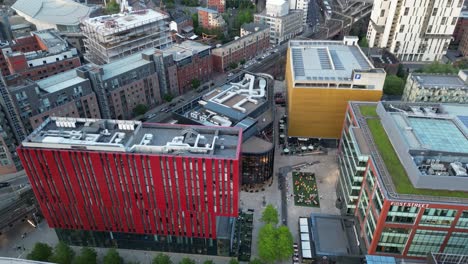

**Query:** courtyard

left=292, top=171, right=320, bottom=207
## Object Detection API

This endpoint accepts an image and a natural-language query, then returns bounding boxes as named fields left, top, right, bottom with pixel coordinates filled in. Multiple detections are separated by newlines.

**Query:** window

left=404, top=7, right=409, bottom=15
left=380, top=9, right=385, bottom=17
left=399, top=25, right=405, bottom=33
left=432, top=8, right=438, bottom=16
left=452, top=17, right=458, bottom=25
left=441, top=17, right=447, bottom=25
left=458, top=0, right=463, bottom=8
left=446, top=0, right=453, bottom=7
left=427, top=25, right=433, bottom=33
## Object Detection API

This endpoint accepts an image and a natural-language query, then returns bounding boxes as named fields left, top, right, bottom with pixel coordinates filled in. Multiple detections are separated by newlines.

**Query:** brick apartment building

left=207, top=0, right=225, bottom=13
left=197, top=7, right=226, bottom=30
left=212, top=23, right=269, bottom=72
left=0, top=30, right=81, bottom=84
left=18, top=118, right=241, bottom=255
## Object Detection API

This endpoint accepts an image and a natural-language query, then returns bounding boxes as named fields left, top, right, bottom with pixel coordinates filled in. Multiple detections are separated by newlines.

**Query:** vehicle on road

left=145, top=113, right=156, bottom=119
left=169, top=103, right=176, bottom=107
left=228, top=72, right=234, bottom=77
left=0, top=182, right=10, bottom=188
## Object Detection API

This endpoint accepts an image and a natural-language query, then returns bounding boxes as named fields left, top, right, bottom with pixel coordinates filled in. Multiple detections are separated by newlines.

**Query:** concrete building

left=254, top=10, right=303, bottom=45
left=169, top=10, right=194, bottom=34
left=11, top=0, right=93, bottom=54
left=212, top=23, right=269, bottom=72
left=266, top=0, right=289, bottom=17
left=289, top=0, right=310, bottom=25
left=337, top=101, right=468, bottom=259
left=8, top=70, right=101, bottom=133
left=197, top=7, right=226, bottom=30
left=0, top=30, right=81, bottom=84
left=81, top=9, right=172, bottom=65
left=402, top=70, right=468, bottom=104
left=173, top=73, right=275, bottom=190
left=161, top=41, right=212, bottom=94
left=18, top=117, right=242, bottom=256
left=207, top=0, right=225, bottom=13
left=366, top=0, right=463, bottom=62
left=285, top=37, right=385, bottom=139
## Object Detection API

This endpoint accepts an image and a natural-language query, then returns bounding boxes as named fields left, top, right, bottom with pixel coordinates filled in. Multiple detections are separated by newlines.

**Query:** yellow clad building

left=286, top=37, right=385, bottom=138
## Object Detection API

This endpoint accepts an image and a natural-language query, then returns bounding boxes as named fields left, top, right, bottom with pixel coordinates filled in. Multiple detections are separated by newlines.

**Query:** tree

left=260, top=204, right=278, bottom=225
left=163, top=93, right=174, bottom=102
left=258, top=224, right=294, bottom=263
left=179, top=258, right=196, bottom=264
left=258, top=224, right=277, bottom=263
left=229, top=62, right=238, bottom=70
left=191, top=79, right=201, bottom=90
left=127, top=262, right=141, bottom=264
left=27, top=242, right=52, bottom=261
left=103, top=248, right=123, bottom=264
left=396, top=64, right=406, bottom=79
left=240, top=59, right=246, bottom=65
left=229, top=258, right=239, bottom=264
left=358, top=37, right=368, bottom=48
left=249, top=258, right=264, bottom=264
left=416, top=62, right=459, bottom=74
left=50, top=242, right=75, bottom=264
left=105, top=0, right=120, bottom=14
left=153, top=253, right=172, bottom=264
left=383, top=75, right=405, bottom=95
left=74, top=247, right=97, bottom=264
left=203, top=261, right=214, bottom=264
left=134, top=104, right=149, bottom=116
left=275, top=225, right=294, bottom=261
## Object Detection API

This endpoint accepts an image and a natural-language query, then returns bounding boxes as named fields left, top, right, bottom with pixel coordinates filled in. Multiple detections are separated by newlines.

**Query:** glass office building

left=337, top=101, right=468, bottom=259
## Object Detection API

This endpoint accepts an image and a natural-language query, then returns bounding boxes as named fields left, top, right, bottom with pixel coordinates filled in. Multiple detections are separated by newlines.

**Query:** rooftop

left=411, top=73, right=468, bottom=89
left=32, top=30, right=68, bottom=53
left=241, top=22, right=269, bottom=33
left=36, top=70, right=87, bottom=94
left=197, top=7, right=218, bottom=14
left=100, top=50, right=153, bottom=80
left=22, top=117, right=241, bottom=159
left=12, top=0, right=91, bottom=26
left=162, top=40, right=210, bottom=61
left=82, top=9, right=168, bottom=36
left=352, top=102, right=468, bottom=201
left=288, top=39, right=379, bottom=82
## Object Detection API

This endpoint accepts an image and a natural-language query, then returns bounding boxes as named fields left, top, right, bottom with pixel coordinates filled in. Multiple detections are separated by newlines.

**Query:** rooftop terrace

left=289, top=39, right=379, bottom=82
left=22, top=117, right=241, bottom=159
left=353, top=103, right=468, bottom=201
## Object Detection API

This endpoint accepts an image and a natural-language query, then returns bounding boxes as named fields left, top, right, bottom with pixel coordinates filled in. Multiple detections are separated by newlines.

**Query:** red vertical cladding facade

left=17, top=147, right=240, bottom=239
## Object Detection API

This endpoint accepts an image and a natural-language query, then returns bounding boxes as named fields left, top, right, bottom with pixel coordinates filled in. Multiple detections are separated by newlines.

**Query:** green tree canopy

left=203, top=261, right=214, bottom=264
left=249, top=258, right=264, bottom=264
left=229, top=258, right=239, bottom=264
left=163, top=93, right=174, bottom=102
left=358, top=37, right=368, bottom=48
left=416, top=62, right=459, bottom=74
left=258, top=224, right=294, bottom=263
left=153, top=253, right=173, bottom=264
left=191, top=79, right=201, bottom=89
left=49, top=242, right=75, bottom=264
left=27, top=242, right=52, bottom=262
left=103, top=248, right=123, bottom=264
left=383, top=75, right=406, bottom=95
left=179, top=257, right=196, bottom=264
left=105, top=0, right=120, bottom=14
left=229, top=62, right=238, bottom=70
left=73, top=247, right=97, bottom=264
left=134, top=104, right=149, bottom=116
left=260, top=204, right=278, bottom=225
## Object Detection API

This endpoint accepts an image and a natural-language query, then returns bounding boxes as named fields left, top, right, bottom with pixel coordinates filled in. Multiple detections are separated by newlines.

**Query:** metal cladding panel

left=17, top=147, right=240, bottom=239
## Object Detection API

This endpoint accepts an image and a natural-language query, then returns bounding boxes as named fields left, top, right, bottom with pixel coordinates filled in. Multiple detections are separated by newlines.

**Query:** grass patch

left=292, top=171, right=320, bottom=207
left=359, top=105, right=378, bottom=117
left=366, top=118, right=468, bottom=198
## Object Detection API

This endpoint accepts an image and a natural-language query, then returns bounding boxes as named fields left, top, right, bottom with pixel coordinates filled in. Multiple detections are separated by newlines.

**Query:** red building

left=0, top=29, right=80, bottom=84
left=207, top=0, right=225, bottom=13
left=337, top=102, right=468, bottom=259
left=197, top=7, right=226, bottom=30
left=18, top=117, right=242, bottom=255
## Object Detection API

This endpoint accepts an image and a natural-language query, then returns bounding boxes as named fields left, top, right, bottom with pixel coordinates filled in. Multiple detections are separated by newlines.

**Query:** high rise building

left=337, top=101, right=468, bottom=259
left=285, top=37, right=385, bottom=139
left=402, top=70, right=468, bottom=104
left=289, top=0, right=309, bottom=25
left=366, top=0, right=463, bottom=62
left=254, top=10, right=303, bottom=45
left=81, top=9, right=172, bottom=65
left=18, top=117, right=241, bottom=255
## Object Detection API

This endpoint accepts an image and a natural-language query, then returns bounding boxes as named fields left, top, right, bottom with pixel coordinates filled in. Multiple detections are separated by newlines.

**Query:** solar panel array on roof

left=349, top=46, right=370, bottom=69
left=458, top=116, right=468, bottom=129
left=317, top=48, right=332, bottom=70
left=329, top=50, right=344, bottom=70
left=292, top=49, right=305, bottom=76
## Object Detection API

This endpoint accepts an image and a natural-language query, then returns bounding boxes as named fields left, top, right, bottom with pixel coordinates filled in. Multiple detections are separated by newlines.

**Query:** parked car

left=145, top=113, right=156, bottom=119
left=228, top=72, right=234, bottom=77
left=0, top=182, right=10, bottom=188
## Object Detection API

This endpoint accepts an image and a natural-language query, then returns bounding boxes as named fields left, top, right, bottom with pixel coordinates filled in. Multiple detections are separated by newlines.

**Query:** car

left=228, top=72, right=234, bottom=77
left=145, top=113, right=156, bottom=119
left=169, top=103, right=176, bottom=107
left=0, top=182, right=10, bottom=188
left=160, top=107, right=168, bottom=112
left=274, top=49, right=279, bottom=53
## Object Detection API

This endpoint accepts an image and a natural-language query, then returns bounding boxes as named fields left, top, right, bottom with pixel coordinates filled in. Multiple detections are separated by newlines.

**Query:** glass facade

left=444, top=232, right=468, bottom=254
left=376, top=227, right=411, bottom=254
left=386, top=205, right=419, bottom=224
left=420, top=208, right=456, bottom=227
left=338, top=112, right=369, bottom=214
left=407, top=230, right=447, bottom=257
left=241, top=147, right=274, bottom=189
left=455, top=210, right=468, bottom=229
